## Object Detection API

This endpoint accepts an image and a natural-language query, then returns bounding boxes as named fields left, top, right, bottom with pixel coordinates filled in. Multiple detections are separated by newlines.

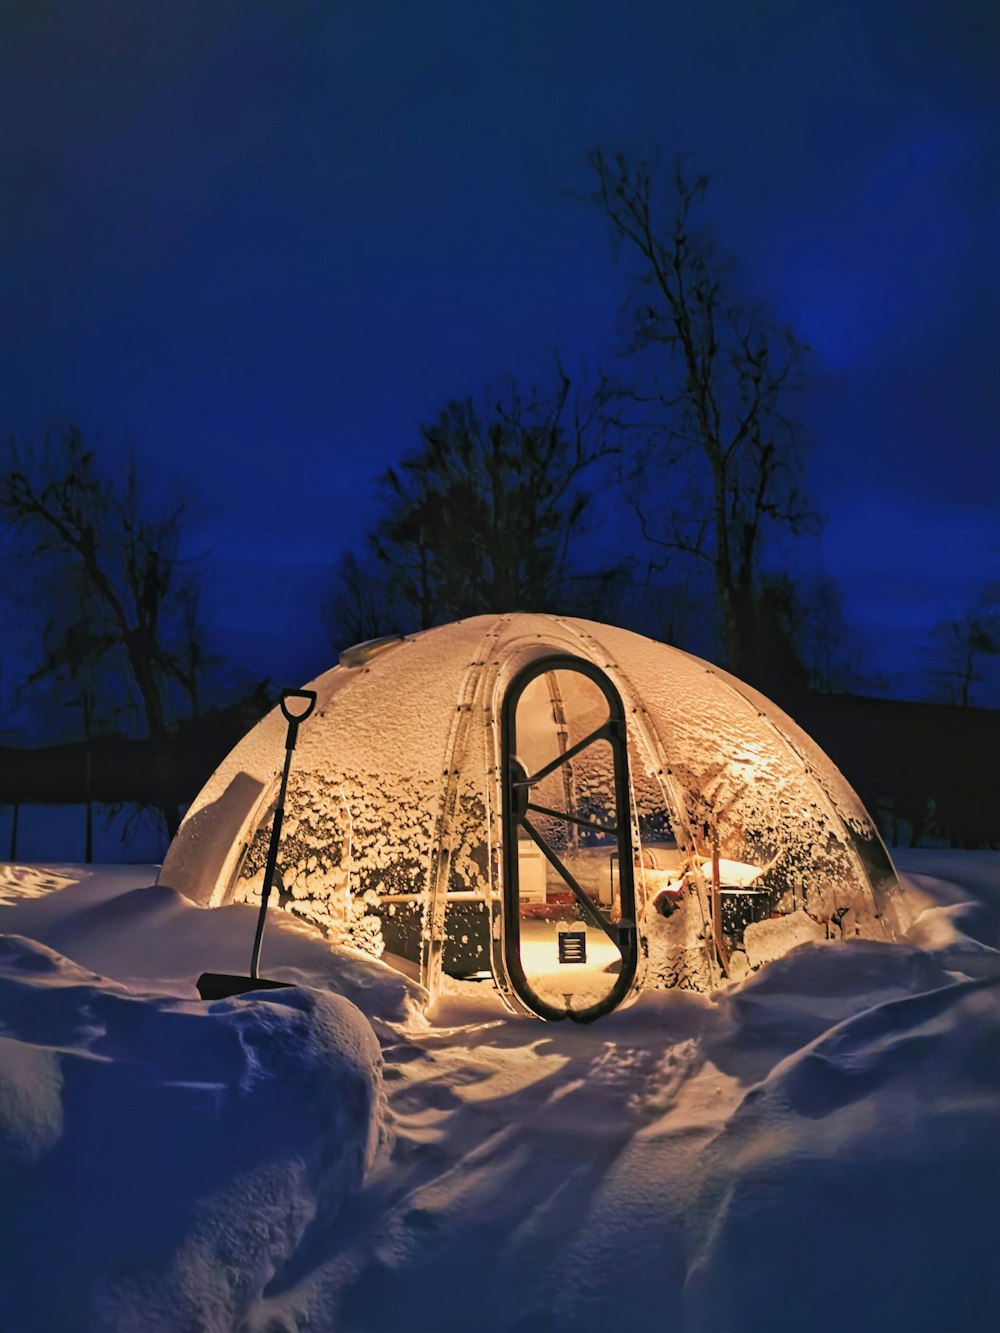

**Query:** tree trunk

left=84, top=741, right=94, bottom=863
left=125, top=634, right=181, bottom=838
left=713, top=471, right=743, bottom=672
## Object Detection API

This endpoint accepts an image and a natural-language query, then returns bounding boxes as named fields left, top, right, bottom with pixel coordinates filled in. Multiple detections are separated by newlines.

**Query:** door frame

left=500, top=653, right=639, bottom=1022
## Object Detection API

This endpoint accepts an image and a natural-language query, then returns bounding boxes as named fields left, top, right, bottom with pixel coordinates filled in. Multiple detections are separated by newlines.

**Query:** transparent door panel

left=503, top=661, right=638, bottom=1021
left=514, top=669, right=613, bottom=777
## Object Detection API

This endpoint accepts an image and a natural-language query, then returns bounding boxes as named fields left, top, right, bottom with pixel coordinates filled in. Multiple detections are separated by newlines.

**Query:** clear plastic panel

left=230, top=619, right=502, bottom=978
left=572, top=621, right=897, bottom=985
left=510, top=670, right=627, bottom=1015
left=161, top=612, right=901, bottom=1008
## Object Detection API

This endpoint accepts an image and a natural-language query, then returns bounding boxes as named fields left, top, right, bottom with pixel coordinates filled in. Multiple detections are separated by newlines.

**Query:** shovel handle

left=250, top=687, right=318, bottom=978
left=280, top=689, right=317, bottom=726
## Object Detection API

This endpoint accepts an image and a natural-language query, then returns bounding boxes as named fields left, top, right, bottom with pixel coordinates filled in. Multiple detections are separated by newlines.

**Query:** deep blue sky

left=2, top=0, right=998, bottom=702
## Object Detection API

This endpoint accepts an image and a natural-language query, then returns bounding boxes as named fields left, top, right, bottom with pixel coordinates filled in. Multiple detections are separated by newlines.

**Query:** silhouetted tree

left=739, top=574, right=811, bottom=702
left=362, top=371, right=618, bottom=630
left=925, top=586, right=999, bottom=707
left=169, top=584, right=222, bottom=723
left=1, top=426, right=211, bottom=837
left=768, top=572, right=868, bottom=696
left=585, top=148, right=818, bottom=680
left=325, top=551, right=400, bottom=653
left=21, top=573, right=117, bottom=860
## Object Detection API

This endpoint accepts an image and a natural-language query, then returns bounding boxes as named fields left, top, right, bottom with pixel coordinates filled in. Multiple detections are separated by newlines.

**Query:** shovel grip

left=281, top=689, right=317, bottom=745
left=280, top=689, right=317, bottom=725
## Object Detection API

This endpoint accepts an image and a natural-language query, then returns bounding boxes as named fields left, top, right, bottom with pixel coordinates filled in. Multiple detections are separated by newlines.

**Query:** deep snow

left=0, top=850, right=998, bottom=1332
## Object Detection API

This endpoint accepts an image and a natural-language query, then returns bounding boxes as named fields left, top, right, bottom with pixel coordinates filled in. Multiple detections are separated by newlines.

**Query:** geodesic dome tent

left=160, top=613, right=904, bottom=1021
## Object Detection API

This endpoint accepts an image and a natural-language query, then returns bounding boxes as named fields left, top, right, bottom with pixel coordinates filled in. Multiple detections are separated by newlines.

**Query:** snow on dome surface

left=159, top=614, right=903, bottom=1015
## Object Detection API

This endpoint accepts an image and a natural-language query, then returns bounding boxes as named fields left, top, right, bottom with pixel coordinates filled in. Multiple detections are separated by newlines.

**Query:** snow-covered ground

left=0, top=850, right=998, bottom=1332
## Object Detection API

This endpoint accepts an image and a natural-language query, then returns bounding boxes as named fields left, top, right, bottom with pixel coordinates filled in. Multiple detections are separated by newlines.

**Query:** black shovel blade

left=196, top=972, right=293, bottom=1001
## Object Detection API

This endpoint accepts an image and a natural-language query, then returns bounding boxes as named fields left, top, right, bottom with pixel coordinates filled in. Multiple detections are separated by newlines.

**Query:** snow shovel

left=196, top=687, right=317, bottom=1001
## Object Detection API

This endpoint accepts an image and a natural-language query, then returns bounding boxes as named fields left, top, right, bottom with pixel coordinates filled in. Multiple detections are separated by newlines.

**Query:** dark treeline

left=4, top=687, right=996, bottom=854
left=2, top=148, right=998, bottom=853
left=0, top=693, right=268, bottom=807
left=797, top=694, right=1000, bottom=851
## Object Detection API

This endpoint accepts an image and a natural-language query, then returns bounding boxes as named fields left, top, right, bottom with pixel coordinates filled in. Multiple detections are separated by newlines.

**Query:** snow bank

left=677, top=854, right=1000, bottom=1333
left=686, top=973, right=1000, bottom=1333
left=0, top=933, right=383, bottom=1332
left=0, top=863, right=426, bottom=1024
left=0, top=851, right=997, bottom=1332
left=741, top=906, right=825, bottom=968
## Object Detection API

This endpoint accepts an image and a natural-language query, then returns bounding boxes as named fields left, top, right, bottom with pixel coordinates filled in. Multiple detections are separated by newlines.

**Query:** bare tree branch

left=1, top=427, right=211, bottom=836
left=584, top=146, right=818, bottom=679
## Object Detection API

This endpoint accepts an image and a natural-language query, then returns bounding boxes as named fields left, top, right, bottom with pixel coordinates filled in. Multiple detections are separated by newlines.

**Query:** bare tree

left=926, top=598, right=999, bottom=707
left=1, top=426, right=210, bottom=837
left=324, top=551, right=400, bottom=653
left=585, top=148, right=818, bottom=678
left=169, top=584, right=222, bottom=723
left=368, top=370, right=617, bottom=629
left=20, top=571, right=118, bottom=861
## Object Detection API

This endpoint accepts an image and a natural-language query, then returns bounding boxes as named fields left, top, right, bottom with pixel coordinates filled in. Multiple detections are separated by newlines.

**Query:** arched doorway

left=500, top=655, right=639, bottom=1021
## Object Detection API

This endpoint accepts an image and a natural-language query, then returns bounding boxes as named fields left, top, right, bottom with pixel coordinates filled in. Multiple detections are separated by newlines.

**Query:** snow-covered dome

left=159, top=614, right=903, bottom=1021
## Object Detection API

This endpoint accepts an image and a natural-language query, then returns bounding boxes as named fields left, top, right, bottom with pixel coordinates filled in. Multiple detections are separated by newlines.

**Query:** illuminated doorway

left=500, top=655, right=639, bottom=1021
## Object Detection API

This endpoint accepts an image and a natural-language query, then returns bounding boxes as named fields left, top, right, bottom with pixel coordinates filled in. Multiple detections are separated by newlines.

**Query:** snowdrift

left=0, top=914, right=383, bottom=1331
left=0, top=852, right=997, bottom=1332
left=687, top=968, right=1000, bottom=1333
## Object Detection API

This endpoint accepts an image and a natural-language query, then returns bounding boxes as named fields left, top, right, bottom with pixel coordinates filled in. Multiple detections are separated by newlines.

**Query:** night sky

left=2, top=0, right=998, bottom=701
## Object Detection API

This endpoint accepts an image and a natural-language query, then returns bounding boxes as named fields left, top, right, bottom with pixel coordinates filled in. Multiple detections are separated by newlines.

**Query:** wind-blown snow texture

left=0, top=850, right=998, bottom=1332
